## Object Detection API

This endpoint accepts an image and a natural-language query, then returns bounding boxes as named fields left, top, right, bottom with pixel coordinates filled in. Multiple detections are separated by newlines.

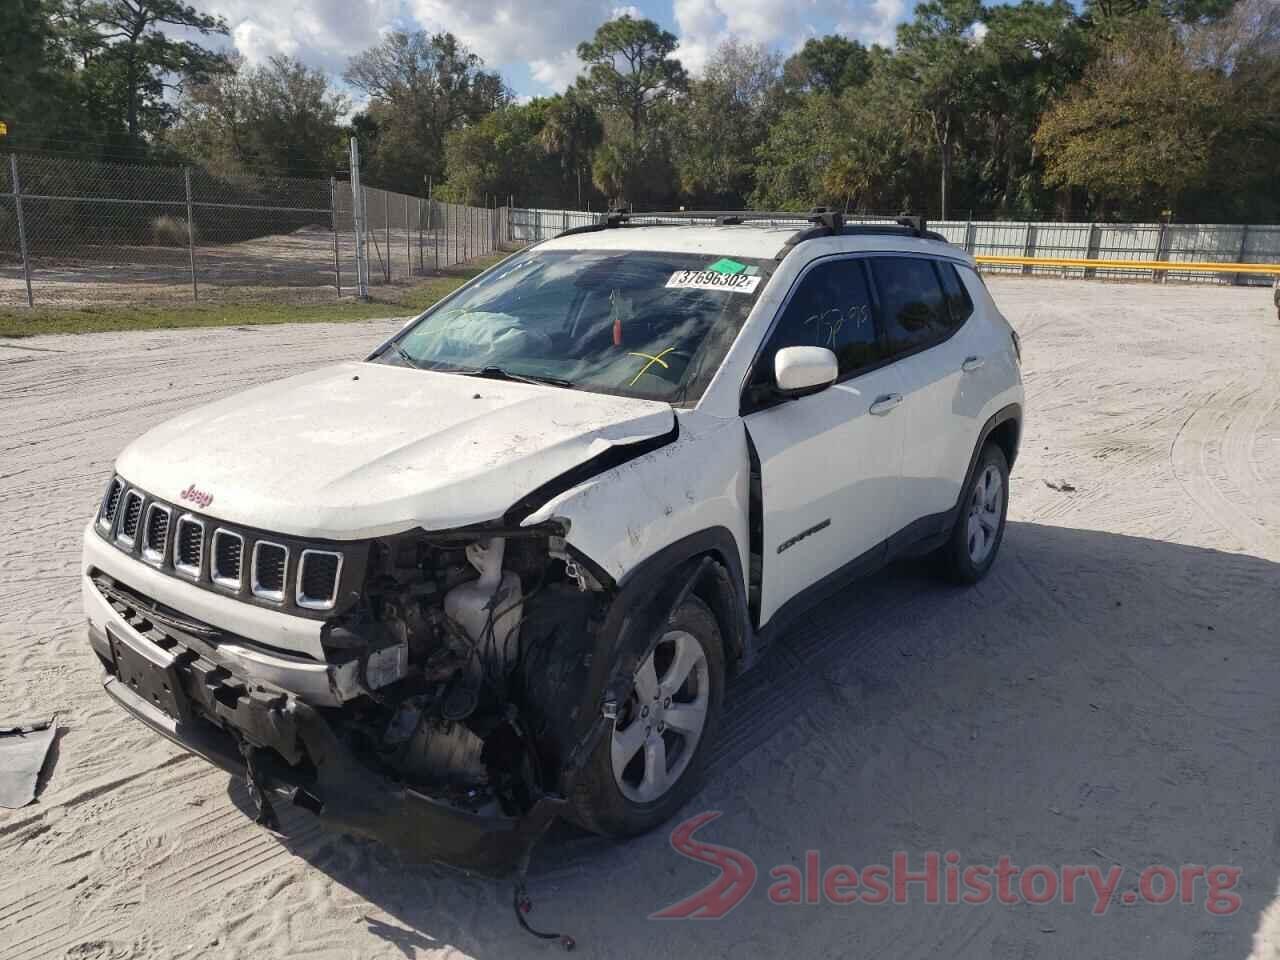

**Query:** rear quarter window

left=937, top=261, right=974, bottom=325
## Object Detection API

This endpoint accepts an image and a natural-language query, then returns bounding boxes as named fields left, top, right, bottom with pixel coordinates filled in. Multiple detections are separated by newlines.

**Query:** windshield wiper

left=385, top=342, right=420, bottom=369
left=461, top=366, right=575, bottom=389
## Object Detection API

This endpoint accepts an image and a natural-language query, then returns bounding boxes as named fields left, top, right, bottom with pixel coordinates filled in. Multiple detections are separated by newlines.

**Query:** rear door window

left=869, top=257, right=954, bottom=358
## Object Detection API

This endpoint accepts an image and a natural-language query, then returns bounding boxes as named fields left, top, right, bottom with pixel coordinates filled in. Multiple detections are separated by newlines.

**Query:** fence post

left=964, top=219, right=975, bottom=256
left=1084, top=222, right=1101, bottom=280
left=1021, top=223, right=1036, bottom=276
left=8, top=154, right=36, bottom=305
left=383, top=191, right=391, bottom=282
left=1153, top=222, right=1169, bottom=284
left=404, top=195, right=411, bottom=277
left=183, top=168, right=199, bottom=302
left=10, top=154, right=34, bottom=307
left=329, top=177, right=341, bottom=297
left=1234, top=224, right=1249, bottom=287
left=430, top=182, right=438, bottom=273
left=349, top=138, right=369, bottom=300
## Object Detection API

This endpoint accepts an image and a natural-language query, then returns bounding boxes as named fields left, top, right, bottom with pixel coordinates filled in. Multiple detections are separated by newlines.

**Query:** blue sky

left=195, top=0, right=914, bottom=100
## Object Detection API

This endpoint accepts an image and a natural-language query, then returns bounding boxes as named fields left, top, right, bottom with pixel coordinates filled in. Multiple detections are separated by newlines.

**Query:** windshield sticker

left=666, top=270, right=762, bottom=294
left=705, top=257, right=747, bottom=276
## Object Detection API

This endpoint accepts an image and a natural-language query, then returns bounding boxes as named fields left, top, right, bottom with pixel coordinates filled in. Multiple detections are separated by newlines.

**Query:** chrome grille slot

left=174, top=515, right=205, bottom=578
left=296, top=550, right=342, bottom=610
left=211, top=530, right=244, bottom=590
left=252, top=541, right=288, bottom=602
left=116, top=490, right=144, bottom=546
left=141, top=503, right=171, bottom=564
left=99, top=478, right=124, bottom=531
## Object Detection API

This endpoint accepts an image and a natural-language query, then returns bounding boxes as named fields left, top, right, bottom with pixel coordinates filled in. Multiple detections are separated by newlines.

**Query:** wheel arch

left=611, top=526, right=752, bottom=672
left=985, top=412, right=1021, bottom=472
left=553, top=527, right=752, bottom=796
left=969, top=403, right=1022, bottom=485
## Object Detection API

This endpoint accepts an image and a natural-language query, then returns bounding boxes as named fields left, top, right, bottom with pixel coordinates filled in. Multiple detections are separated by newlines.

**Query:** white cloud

left=837, top=0, right=906, bottom=47
left=409, top=0, right=614, bottom=66
left=970, top=21, right=990, bottom=43
left=530, top=50, right=585, bottom=91
left=184, top=0, right=920, bottom=98
left=611, top=4, right=642, bottom=17
left=675, top=0, right=907, bottom=76
left=202, top=0, right=398, bottom=75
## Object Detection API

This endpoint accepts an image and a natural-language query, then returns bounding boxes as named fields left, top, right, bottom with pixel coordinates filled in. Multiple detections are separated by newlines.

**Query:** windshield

left=380, top=249, right=776, bottom=403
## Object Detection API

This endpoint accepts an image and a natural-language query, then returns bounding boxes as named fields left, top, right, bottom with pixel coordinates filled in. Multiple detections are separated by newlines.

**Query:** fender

left=609, top=526, right=751, bottom=671
left=948, top=401, right=1022, bottom=530
left=885, top=401, right=1023, bottom=561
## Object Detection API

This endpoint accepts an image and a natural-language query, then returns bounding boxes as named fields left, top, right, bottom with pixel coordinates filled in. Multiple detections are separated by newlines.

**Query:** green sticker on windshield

left=706, top=257, right=747, bottom=276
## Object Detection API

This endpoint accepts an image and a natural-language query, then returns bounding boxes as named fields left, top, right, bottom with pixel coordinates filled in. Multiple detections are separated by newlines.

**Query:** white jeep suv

left=83, top=211, right=1023, bottom=873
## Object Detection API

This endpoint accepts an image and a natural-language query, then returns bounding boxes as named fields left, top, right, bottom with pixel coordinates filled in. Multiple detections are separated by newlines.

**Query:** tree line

left=2, top=0, right=1277, bottom=222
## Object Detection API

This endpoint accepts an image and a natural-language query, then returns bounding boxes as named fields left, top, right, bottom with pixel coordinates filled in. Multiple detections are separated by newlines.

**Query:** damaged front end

left=91, top=519, right=616, bottom=876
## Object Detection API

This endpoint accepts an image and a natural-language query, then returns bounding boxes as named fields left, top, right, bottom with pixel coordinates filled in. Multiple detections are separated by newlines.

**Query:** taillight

left=1010, top=329, right=1022, bottom=365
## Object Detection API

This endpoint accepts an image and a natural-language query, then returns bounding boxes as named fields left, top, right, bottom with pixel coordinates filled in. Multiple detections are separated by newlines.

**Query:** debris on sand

left=0, top=716, right=57, bottom=808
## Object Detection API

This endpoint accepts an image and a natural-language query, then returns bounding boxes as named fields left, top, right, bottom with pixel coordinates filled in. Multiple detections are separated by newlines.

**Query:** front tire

left=568, top=595, right=724, bottom=837
left=937, top=443, right=1009, bottom=584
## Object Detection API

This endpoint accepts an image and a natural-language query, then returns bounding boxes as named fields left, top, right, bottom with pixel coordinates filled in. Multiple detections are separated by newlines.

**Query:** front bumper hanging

left=96, top=622, right=566, bottom=875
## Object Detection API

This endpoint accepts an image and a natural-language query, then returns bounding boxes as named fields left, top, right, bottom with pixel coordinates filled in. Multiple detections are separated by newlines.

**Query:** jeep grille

left=93, top=476, right=359, bottom=618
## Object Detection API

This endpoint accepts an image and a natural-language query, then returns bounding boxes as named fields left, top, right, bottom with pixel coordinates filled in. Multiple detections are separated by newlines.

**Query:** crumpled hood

left=115, top=361, right=675, bottom=539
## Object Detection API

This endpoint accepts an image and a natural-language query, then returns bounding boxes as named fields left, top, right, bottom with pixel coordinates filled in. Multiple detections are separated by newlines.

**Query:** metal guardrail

left=976, top=255, right=1280, bottom=275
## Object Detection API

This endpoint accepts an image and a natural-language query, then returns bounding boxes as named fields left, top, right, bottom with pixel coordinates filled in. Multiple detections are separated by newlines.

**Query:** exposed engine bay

left=320, top=524, right=606, bottom=820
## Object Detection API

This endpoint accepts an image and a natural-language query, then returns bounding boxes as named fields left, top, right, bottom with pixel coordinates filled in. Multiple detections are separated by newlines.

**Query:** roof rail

left=626, top=210, right=812, bottom=222
left=896, top=214, right=928, bottom=236
left=783, top=209, right=948, bottom=249
left=554, top=208, right=635, bottom=239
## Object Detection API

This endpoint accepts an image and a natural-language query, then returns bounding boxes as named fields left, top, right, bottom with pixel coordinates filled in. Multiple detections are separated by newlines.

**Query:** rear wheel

left=569, top=595, right=724, bottom=837
left=936, top=443, right=1009, bottom=584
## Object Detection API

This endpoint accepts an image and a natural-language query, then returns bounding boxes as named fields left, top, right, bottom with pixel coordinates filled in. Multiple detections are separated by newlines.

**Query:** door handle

left=869, top=393, right=902, bottom=416
left=962, top=356, right=986, bottom=373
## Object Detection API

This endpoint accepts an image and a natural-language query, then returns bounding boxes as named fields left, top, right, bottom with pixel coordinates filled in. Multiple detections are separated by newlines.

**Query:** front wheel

left=568, top=595, right=724, bottom=837
left=936, top=443, right=1009, bottom=584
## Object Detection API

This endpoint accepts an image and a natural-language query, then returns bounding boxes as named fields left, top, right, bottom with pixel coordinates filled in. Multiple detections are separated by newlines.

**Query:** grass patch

left=0, top=257, right=505, bottom=339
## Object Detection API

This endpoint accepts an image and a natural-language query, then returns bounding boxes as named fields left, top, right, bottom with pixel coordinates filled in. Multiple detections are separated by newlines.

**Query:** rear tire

left=936, top=443, right=1009, bottom=584
left=568, top=594, right=724, bottom=838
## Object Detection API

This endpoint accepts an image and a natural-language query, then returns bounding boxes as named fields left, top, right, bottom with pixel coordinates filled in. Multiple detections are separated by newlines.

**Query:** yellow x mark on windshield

left=627, top=347, right=674, bottom=386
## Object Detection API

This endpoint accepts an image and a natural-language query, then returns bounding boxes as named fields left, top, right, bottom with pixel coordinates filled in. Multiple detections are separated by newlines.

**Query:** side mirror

left=774, top=346, right=838, bottom=397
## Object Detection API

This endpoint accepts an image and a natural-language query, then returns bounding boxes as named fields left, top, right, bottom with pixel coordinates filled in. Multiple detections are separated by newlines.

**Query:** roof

left=534, top=221, right=973, bottom=266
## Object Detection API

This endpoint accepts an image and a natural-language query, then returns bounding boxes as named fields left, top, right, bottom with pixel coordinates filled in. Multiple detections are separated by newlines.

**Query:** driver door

left=743, top=256, right=906, bottom=625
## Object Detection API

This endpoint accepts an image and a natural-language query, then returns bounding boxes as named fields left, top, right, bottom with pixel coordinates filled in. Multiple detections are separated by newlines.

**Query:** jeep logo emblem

left=180, top=484, right=213, bottom=509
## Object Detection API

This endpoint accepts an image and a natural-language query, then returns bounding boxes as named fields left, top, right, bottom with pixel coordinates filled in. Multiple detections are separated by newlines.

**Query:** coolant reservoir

left=443, top=538, right=523, bottom=673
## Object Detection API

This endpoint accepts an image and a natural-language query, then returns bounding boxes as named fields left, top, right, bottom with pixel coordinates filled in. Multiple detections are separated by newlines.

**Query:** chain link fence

left=0, top=151, right=506, bottom=309
left=509, top=207, right=1280, bottom=287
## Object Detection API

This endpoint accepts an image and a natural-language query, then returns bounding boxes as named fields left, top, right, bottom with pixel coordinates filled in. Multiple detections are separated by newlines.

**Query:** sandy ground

left=1, top=278, right=1278, bottom=959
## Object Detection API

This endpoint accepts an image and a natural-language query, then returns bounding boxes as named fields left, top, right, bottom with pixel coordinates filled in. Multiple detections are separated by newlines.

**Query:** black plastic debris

left=0, top=716, right=57, bottom=808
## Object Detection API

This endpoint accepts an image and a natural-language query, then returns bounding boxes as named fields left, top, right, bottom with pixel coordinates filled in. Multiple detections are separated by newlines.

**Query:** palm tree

left=539, top=90, right=602, bottom=209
